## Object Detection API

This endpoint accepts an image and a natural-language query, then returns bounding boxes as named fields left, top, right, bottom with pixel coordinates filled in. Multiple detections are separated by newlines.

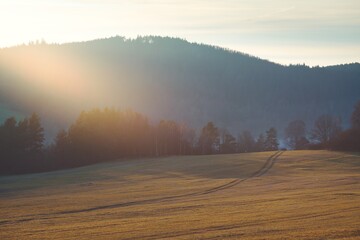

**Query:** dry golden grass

left=0, top=150, right=359, bottom=239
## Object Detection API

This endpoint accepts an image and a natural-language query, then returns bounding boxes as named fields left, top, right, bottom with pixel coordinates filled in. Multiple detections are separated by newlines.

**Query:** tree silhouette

left=49, top=108, right=198, bottom=167
left=0, top=117, right=18, bottom=160
left=330, top=101, right=360, bottom=151
left=255, top=134, right=266, bottom=152
left=52, top=129, right=70, bottom=165
left=330, top=129, right=360, bottom=151
left=198, top=122, right=219, bottom=154
left=2, top=37, right=359, bottom=143
left=157, top=120, right=181, bottom=156
left=285, top=120, right=308, bottom=149
left=220, top=130, right=237, bottom=153
left=179, top=124, right=196, bottom=155
left=0, top=113, right=45, bottom=174
left=264, top=128, right=279, bottom=151
left=311, top=114, right=342, bottom=145
left=238, top=131, right=255, bottom=153
left=351, top=101, right=360, bottom=129
left=27, top=113, right=44, bottom=155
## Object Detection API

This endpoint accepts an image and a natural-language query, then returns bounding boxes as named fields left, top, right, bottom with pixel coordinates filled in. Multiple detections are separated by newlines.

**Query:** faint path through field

left=0, top=151, right=283, bottom=225
left=200, top=151, right=282, bottom=195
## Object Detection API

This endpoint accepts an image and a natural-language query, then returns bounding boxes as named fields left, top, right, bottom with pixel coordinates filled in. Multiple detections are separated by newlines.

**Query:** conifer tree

left=265, top=127, right=279, bottom=151
left=27, top=113, right=44, bottom=155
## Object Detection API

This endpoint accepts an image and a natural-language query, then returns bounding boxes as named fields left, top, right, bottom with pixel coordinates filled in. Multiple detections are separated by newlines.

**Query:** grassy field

left=0, top=150, right=359, bottom=239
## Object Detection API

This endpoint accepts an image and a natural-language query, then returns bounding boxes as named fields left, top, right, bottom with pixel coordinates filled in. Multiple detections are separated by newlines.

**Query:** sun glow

left=2, top=48, right=88, bottom=97
left=0, top=43, right=128, bottom=124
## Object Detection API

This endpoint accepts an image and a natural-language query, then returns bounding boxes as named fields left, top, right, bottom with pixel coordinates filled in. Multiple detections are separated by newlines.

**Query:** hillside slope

left=1, top=151, right=359, bottom=239
left=0, top=36, right=359, bottom=138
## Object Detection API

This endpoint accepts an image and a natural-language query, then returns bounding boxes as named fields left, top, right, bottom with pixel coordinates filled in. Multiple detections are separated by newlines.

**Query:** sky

left=0, top=0, right=359, bottom=66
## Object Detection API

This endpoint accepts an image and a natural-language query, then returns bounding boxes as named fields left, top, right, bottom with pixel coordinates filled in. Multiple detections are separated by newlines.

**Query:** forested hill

left=0, top=36, right=359, bottom=139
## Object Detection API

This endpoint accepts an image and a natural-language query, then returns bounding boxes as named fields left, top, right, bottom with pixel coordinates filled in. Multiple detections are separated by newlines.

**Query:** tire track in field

left=200, top=151, right=282, bottom=195
left=0, top=151, right=283, bottom=225
left=55, top=151, right=282, bottom=213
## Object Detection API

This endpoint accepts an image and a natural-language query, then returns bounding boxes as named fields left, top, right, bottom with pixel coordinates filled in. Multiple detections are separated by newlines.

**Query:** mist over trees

left=1, top=36, right=359, bottom=140
left=0, top=37, right=359, bottom=175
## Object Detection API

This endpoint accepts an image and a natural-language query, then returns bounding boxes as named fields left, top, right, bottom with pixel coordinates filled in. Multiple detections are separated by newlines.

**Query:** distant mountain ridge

left=0, top=36, right=359, bottom=140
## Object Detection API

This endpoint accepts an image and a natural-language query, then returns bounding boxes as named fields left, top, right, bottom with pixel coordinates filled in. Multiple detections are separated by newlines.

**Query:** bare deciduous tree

left=311, top=114, right=342, bottom=144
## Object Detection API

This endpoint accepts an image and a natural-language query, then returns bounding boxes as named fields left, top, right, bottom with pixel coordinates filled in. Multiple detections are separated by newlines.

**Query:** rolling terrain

left=0, top=150, right=360, bottom=239
left=1, top=37, right=360, bottom=139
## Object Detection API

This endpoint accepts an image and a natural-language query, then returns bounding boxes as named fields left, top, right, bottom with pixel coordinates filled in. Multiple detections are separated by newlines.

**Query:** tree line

left=2, top=36, right=359, bottom=144
left=0, top=113, right=45, bottom=174
left=0, top=108, right=279, bottom=174
left=284, top=101, right=360, bottom=151
left=1, top=101, right=359, bottom=175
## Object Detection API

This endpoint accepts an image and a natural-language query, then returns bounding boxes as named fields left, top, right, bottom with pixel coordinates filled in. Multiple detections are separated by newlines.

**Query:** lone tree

left=198, top=122, right=219, bottom=154
left=311, top=114, right=342, bottom=145
left=351, top=100, right=360, bottom=129
left=285, top=120, right=308, bottom=149
left=264, top=127, right=279, bottom=151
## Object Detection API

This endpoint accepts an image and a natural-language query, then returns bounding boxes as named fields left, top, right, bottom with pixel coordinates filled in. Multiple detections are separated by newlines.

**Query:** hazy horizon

left=1, top=0, right=359, bottom=66
left=1, top=35, right=360, bottom=68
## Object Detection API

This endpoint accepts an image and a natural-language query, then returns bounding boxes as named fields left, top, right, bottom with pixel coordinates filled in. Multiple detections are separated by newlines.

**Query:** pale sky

left=0, top=0, right=359, bottom=66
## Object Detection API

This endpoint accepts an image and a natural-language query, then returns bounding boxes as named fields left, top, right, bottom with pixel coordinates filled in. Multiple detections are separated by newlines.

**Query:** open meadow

left=0, top=150, right=359, bottom=239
